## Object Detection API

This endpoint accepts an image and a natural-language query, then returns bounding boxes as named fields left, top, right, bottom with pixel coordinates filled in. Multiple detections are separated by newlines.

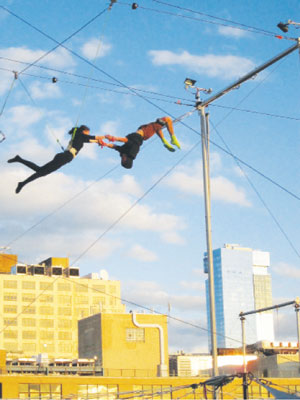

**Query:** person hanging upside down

left=8, top=125, right=104, bottom=194
left=103, top=116, right=180, bottom=169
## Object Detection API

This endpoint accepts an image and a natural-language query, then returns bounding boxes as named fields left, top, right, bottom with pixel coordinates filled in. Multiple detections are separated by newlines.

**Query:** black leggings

left=18, top=151, right=73, bottom=187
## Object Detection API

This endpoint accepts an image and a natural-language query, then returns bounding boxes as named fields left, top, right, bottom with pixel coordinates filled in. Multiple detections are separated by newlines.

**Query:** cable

left=151, top=0, right=289, bottom=38
left=3, top=63, right=300, bottom=120
left=0, top=4, right=201, bottom=124
left=0, top=6, right=108, bottom=76
left=210, top=119, right=300, bottom=260
left=17, top=76, right=65, bottom=151
left=118, top=0, right=295, bottom=41
left=5, top=164, right=119, bottom=248
left=0, top=56, right=195, bottom=104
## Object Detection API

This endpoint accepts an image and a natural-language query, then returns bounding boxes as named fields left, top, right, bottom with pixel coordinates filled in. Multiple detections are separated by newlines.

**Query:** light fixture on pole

left=277, top=19, right=300, bottom=33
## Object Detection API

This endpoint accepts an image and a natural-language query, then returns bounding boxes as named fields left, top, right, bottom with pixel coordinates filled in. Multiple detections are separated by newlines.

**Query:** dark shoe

left=15, top=182, right=24, bottom=194
left=8, top=155, right=21, bottom=163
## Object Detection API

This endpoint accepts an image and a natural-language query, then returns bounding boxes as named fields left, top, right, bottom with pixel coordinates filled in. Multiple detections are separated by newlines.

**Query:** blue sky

left=0, top=0, right=300, bottom=352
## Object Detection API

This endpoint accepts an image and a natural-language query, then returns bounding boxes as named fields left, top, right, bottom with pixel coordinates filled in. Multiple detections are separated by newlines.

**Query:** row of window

left=16, top=382, right=300, bottom=400
left=3, top=330, right=73, bottom=340
left=3, top=280, right=117, bottom=293
left=4, top=318, right=73, bottom=328
left=6, top=342, right=73, bottom=353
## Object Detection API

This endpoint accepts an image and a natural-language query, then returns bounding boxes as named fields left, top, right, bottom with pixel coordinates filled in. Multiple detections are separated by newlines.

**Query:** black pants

left=18, top=151, right=73, bottom=188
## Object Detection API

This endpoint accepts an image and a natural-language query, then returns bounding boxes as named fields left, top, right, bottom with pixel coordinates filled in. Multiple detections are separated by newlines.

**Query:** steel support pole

left=199, top=105, right=218, bottom=378
left=295, top=303, right=300, bottom=367
left=240, top=315, right=248, bottom=399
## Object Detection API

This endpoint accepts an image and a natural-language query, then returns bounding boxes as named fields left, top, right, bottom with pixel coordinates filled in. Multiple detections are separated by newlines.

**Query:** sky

left=0, top=0, right=300, bottom=354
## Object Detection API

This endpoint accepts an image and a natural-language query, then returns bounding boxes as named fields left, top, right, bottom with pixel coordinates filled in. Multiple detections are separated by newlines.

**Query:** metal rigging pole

left=184, top=37, right=300, bottom=383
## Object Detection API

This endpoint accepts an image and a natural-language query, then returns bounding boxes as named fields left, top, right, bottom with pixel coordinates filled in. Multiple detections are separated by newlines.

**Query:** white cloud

left=218, top=26, right=249, bottom=38
left=148, top=50, right=254, bottom=80
left=180, top=280, right=204, bottom=291
left=99, top=120, right=120, bottom=136
left=0, top=166, right=186, bottom=262
left=273, top=262, right=300, bottom=279
left=0, top=46, right=75, bottom=95
left=4, top=104, right=45, bottom=129
left=164, top=160, right=251, bottom=207
left=123, top=280, right=205, bottom=312
left=29, top=81, right=62, bottom=100
left=127, top=244, right=158, bottom=262
left=81, top=38, right=112, bottom=60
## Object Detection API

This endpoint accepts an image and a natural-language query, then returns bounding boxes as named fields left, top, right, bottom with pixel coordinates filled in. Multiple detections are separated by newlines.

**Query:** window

left=57, top=283, right=70, bottom=291
left=39, top=294, right=53, bottom=303
left=126, top=328, right=145, bottom=342
left=58, top=331, right=72, bottom=340
left=4, top=305, right=17, bottom=313
left=4, top=318, right=17, bottom=327
left=22, top=306, right=35, bottom=314
left=19, top=383, right=62, bottom=400
left=58, top=295, right=71, bottom=305
left=22, top=331, right=36, bottom=339
left=4, top=293, right=17, bottom=301
left=3, top=280, right=17, bottom=289
left=77, top=384, right=118, bottom=400
left=22, top=281, right=35, bottom=289
left=22, top=318, right=36, bottom=327
left=58, top=343, right=72, bottom=353
left=22, top=294, right=35, bottom=302
left=24, top=343, right=36, bottom=353
left=4, top=330, right=17, bottom=339
left=75, top=285, right=88, bottom=293
left=40, top=330, right=54, bottom=340
left=39, top=306, right=54, bottom=315
left=58, top=319, right=72, bottom=329
left=40, top=282, right=53, bottom=291
left=92, top=284, right=106, bottom=293
left=75, top=296, right=89, bottom=305
left=40, top=319, right=54, bottom=328
left=58, top=307, right=71, bottom=316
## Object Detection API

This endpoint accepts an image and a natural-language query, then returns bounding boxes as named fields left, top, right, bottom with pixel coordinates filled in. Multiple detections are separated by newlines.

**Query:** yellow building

left=0, top=256, right=125, bottom=359
left=78, top=312, right=169, bottom=377
left=1, top=373, right=300, bottom=399
left=0, top=254, right=18, bottom=274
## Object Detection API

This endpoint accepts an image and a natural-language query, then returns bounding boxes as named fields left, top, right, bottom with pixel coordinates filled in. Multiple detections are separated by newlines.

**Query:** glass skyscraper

left=204, top=244, right=274, bottom=349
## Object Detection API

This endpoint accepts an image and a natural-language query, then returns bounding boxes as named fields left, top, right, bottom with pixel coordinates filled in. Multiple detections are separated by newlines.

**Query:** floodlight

left=277, top=22, right=289, bottom=33
left=184, top=78, right=196, bottom=89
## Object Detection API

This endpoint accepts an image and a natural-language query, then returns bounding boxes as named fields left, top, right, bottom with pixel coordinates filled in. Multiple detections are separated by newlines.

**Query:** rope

left=73, top=6, right=113, bottom=129
left=18, top=76, right=65, bottom=151
left=0, top=74, right=17, bottom=119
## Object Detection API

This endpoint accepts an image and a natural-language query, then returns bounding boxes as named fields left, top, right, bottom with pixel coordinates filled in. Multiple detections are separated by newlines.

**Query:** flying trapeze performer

left=8, top=125, right=104, bottom=194
left=102, top=116, right=180, bottom=169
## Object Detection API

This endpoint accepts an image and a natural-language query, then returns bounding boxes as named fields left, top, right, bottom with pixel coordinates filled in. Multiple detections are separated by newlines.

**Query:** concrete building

left=169, top=352, right=257, bottom=377
left=0, top=255, right=125, bottom=359
left=204, top=244, right=274, bottom=349
left=78, top=312, right=169, bottom=377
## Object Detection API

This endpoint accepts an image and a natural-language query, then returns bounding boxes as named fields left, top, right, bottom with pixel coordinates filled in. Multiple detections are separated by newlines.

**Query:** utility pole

left=183, top=36, right=300, bottom=383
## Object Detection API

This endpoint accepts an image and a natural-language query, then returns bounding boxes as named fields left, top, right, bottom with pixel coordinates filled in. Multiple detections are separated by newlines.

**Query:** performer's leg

left=8, top=155, right=40, bottom=171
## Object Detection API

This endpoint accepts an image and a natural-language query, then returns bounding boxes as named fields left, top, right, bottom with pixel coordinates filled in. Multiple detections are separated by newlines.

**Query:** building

left=0, top=253, right=18, bottom=274
left=169, top=351, right=257, bottom=377
left=78, top=312, right=169, bottom=377
left=247, top=340, right=300, bottom=378
left=204, top=244, right=274, bottom=349
left=0, top=255, right=125, bottom=359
